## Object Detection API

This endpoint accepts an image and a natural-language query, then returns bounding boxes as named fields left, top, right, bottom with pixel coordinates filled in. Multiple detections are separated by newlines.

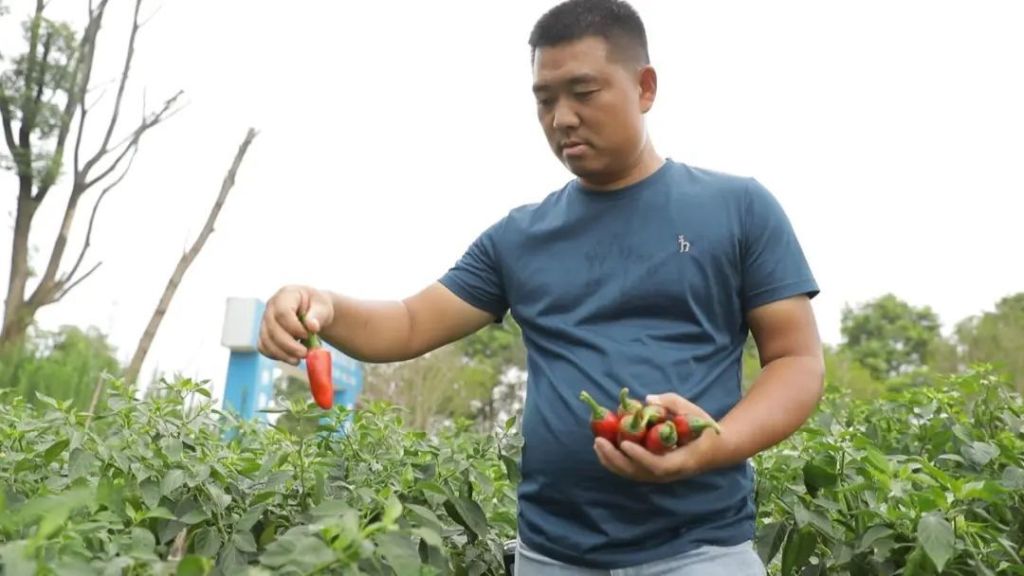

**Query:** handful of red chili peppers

left=579, top=387, right=721, bottom=454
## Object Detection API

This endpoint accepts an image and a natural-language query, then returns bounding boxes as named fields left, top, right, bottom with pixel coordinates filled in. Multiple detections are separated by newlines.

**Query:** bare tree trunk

left=2, top=197, right=38, bottom=346
left=123, top=128, right=258, bottom=387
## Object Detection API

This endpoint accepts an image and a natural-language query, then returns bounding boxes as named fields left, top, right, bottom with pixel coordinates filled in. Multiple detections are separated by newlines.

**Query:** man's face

left=532, top=36, right=655, bottom=186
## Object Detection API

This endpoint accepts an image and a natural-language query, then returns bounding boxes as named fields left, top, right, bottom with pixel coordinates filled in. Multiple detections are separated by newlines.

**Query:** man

left=257, top=0, right=825, bottom=573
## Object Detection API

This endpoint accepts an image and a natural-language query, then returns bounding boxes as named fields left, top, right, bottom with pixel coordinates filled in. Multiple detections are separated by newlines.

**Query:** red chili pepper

left=671, top=413, right=720, bottom=446
left=579, top=390, right=619, bottom=445
left=644, top=421, right=678, bottom=455
left=617, top=409, right=650, bottom=446
left=617, top=387, right=643, bottom=418
left=299, top=313, right=333, bottom=410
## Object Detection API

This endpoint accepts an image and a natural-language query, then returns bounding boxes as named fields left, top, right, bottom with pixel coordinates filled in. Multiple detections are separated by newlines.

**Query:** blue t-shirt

left=438, top=159, right=819, bottom=569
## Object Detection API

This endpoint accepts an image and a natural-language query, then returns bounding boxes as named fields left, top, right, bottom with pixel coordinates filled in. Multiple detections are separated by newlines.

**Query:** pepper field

left=1, top=365, right=1022, bottom=575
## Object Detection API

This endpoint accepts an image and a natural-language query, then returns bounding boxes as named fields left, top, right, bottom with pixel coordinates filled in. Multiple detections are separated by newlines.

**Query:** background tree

left=0, top=323, right=120, bottom=409
left=0, top=0, right=181, bottom=348
left=839, top=293, right=946, bottom=381
left=954, top=292, right=1024, bottom=390
left=360, top=316, right=528, bottom=432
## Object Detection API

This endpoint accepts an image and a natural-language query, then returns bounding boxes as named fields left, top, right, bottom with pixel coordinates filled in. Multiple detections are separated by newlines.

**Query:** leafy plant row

left=0, top=378, right=520, bottom=575
left=2, top=366, right=1022, bottom=575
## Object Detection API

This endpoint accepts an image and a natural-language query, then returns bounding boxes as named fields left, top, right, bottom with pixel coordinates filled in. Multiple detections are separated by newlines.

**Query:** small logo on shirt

left=677, top=235, right=691, bottom=253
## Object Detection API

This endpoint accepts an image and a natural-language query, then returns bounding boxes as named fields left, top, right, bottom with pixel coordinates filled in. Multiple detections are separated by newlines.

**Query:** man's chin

left=562, top=156, right=607, bottom=180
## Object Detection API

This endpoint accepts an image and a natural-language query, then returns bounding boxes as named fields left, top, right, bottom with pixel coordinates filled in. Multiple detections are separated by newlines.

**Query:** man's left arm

left=596, top=294, right=824, bottom=482
left=687, top=295, right=825, bottom=473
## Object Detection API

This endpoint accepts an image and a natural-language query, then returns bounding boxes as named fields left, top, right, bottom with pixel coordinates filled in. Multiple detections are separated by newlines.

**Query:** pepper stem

left=619, top=387, right=642, bottom=413
left=660, top=421, right=678, bottom=445
left=297, top=312, right=320, bottom=349
left=579, top=390, right=609, bottom=419
left=626, top=410, right=650, bottom=432
left=689, top=415, right=721, bottom=435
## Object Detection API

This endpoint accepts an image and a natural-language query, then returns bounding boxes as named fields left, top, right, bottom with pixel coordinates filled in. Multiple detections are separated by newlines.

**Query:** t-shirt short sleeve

left=740, top=178, right=819, bottom=311
left=438, top=217, right=510, bottom=321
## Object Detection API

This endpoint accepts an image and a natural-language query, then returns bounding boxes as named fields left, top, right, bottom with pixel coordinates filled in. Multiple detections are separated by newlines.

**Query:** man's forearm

left=317, top=292, right=415, bottom=363
left=695, top=355, right=824, bottom=472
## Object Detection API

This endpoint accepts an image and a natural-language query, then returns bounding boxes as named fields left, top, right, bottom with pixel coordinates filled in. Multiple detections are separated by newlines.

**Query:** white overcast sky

left=1, top=1, right=1021, bottom=400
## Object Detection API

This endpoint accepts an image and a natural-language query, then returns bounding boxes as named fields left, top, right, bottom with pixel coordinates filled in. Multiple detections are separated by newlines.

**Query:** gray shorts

left=513, top=537, right=766, bottom=576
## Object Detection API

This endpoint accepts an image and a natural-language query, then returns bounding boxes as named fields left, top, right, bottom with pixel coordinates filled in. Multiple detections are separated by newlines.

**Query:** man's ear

left=638, top=65, right=657, bottom=113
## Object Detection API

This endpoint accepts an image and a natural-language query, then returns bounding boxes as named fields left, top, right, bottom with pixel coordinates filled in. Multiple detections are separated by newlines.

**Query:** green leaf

left=858, top=525, right=894, bottom=552
left=191, top=527, right=222, bottom=556
left=235, top=507, right=264, bottom=531
left=917, top=512, right=955, bottom=572
left=260, top=535, right=334, bottom=571
left=444, top=495, right=490, bottom=542
left=961, top=441, right=999, bottom=467
left=161, top=468, right=186, bottom=496
left=206, top=483, right=232, bottom=511
left=381, top=493, right=403, bottom=525
left=793, top=502, right=835, bottom=539
left=412, top=527, right=443, bottom=549
left=130, top=526, right=157, bottom=557
left=501, top=454, right=522, bottom=484
left=405, top=503, right=443, bottom=531
left=232, top=530, right=258, bottom=553
left=780, top=525, right=817, bottom=575
left=140, top=479, right=162, bottom=509
left=160, top=437, right=184, bottom=461
left=142, top=506, right=176, bottom=520
left=376, top=531, right=422, bottom=574
left=802, top=455, right=838, bottom=496
left=179, top=508, right=209, bottom=525
left=754, top=521, right=787, bottom=565
left=35, top=392, right=60, bottom=409
left=43, top=438, right=70, bottom=463
left=1000, top=466, right=1024, bottom=490
left=175, top=555, right=213, bottom=576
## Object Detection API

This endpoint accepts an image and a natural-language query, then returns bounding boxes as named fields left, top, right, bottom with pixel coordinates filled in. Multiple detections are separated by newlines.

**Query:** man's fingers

left=304, top=298, right=333, bottom=334
left=645, top=393, right=715, bottom=423
left=275, top=306, right=310, bottom=342
left=264, top=310, right=307, bottom=360
left=594, top=438, right=645, bottom=480
left=619, top=441, right=692, bottom=481
left=259, top=321, right=299, bottom=365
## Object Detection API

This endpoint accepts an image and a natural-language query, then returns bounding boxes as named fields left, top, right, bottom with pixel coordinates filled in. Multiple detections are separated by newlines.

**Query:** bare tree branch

left=0, top=88, right=19, bottom=169
left=124, top=128, right=259, bottom=386
left=29, top=28, right=53, bottom=130
left=48, top=261, right=100, bottom=304
left=13, top=1, right=46, bottom=176
left=29, top=88, right=182, bottom=310
left=90, top=0, right=141, bottom=165
left=46, top=0, right=104, bottom=202
left=60, top=143, right=137, bottom=291
left=83, top=90, right=182, bottom=192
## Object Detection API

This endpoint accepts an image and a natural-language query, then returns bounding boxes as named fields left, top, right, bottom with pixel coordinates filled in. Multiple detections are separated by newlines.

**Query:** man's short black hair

left=528, top=0, right=650, bottom=67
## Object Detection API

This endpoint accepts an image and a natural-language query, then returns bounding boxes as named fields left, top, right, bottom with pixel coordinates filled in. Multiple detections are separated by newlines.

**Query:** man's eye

left=575, top=89, right=598, bottom=100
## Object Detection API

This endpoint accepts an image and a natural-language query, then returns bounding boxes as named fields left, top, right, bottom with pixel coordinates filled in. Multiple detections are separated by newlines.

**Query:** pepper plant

left=1, top=365, right=1022, bottom=575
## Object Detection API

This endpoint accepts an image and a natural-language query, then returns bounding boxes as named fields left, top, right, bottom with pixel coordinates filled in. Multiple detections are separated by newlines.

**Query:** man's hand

left=593, top=393, right=726, bottom=483
left=258, top=285, right=335, bottom=366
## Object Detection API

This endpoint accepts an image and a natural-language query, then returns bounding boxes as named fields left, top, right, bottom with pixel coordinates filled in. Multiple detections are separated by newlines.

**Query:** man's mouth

left=561, top=140, right=588, bottom=156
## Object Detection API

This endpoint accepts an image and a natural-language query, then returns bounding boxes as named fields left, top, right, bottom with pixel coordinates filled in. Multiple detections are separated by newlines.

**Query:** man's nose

left=552, top=101, right=580, bottom=130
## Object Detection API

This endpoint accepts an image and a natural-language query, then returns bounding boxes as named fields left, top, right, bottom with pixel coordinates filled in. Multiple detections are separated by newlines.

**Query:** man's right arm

left=320, top=282, right=498, bottom=362
left=257, top=282, right=497, bottom=365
